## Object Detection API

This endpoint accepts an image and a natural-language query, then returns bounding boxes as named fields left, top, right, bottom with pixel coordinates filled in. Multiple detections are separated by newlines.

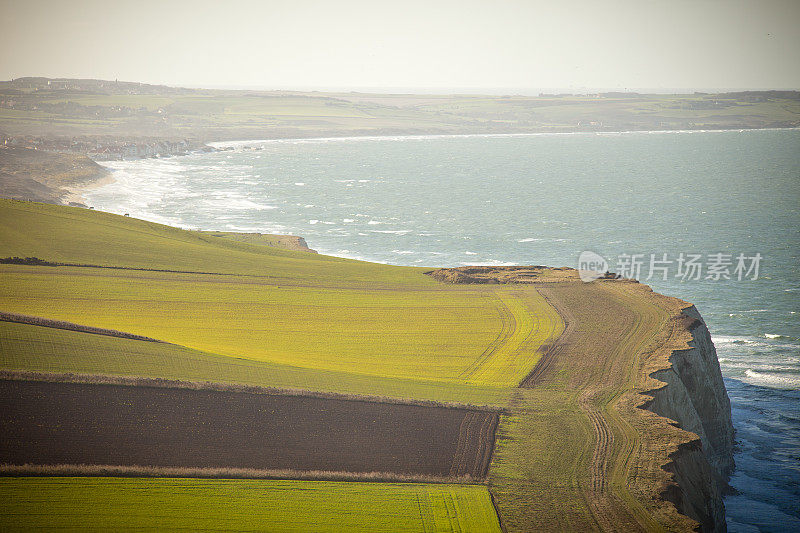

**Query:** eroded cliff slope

left=642, top=304, right=735, bottom=531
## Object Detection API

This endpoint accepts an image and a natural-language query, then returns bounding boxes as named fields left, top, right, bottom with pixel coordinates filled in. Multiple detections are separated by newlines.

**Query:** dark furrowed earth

left=0, top=380, right=498, bottom=479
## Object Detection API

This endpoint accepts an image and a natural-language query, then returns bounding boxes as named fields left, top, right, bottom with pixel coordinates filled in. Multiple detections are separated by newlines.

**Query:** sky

left=1, top=0, right=799, bottom=93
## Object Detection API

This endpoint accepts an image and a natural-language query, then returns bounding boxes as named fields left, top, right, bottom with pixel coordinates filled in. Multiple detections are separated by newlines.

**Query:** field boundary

left=0, top=311, right=166, bottom=343
left=0, top=463, right=482, bottom=484
left=0, top=256, right=235, bottom=276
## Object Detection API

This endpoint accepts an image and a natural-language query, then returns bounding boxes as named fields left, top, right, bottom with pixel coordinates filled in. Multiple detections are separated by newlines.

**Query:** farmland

left=0, top=199, right=560, bottom=530
left=0, top=321, right=512, bottom=406
left=0, top=199, right=715, bottom=530
left=0, top=199, right=560, bottom=395
left=0, top=379, right=497, bottom=479
left=487, top=279, right=702, bottom=531
left=0, top=478, right=502, bottom=532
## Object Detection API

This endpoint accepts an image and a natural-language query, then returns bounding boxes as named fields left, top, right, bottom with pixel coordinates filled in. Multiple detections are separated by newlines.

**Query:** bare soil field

left=0, top=380, right=497, bottom=480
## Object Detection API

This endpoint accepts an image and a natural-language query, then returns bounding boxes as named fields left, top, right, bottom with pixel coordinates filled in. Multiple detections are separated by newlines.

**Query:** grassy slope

left=0, top=198, right=424, bottom=284
left=0, top=266, right=500, bottom=382
left=0, top=199, right=560, bottom=397
left=0, top=199, right=704, bottom=530
left=0, top=478, right=502, bottom=532
left=0, top=199, right=553, bottom=530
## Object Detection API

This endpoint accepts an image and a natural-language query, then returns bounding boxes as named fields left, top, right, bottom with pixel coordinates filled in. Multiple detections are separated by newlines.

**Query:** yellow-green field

left=0, top=199, right=566, bottom=531
left=0, top=199, right=561, bottom=395
left=0, top=320, right=511, bottom=406
left=0, top=478, right=502, bottom=532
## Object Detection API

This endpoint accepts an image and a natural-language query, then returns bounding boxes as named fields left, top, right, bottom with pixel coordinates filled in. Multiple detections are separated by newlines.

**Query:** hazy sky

left=1, top=0, right=799, bottom=92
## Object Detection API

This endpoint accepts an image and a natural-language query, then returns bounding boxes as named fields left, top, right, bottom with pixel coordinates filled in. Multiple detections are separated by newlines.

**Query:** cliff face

left=644, top=305, right=735, bottom=532
left=0, top=146, right=111, bottom=205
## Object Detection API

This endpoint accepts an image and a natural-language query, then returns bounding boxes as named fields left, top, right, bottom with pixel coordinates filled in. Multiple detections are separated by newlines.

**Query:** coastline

left=208, top=125, right=800, bottom=149
left=61, top=171, right=116, bottom=206
left=25, top=125, right=800, bottom=209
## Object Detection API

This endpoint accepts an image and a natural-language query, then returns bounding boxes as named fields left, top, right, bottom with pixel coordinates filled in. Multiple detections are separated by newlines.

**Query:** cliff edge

left=430, top=266, right=735, bottom=531
left=640, top=303, right=735, bottom=531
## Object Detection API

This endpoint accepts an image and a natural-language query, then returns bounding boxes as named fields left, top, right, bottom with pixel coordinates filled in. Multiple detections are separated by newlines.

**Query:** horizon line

left=3, top=76, right=799, bottom=96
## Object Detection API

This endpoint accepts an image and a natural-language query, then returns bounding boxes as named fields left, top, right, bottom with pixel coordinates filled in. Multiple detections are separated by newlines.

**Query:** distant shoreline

left=10, top=125, right=800, bottom=210
left=208, top=125, right=800, bottom=149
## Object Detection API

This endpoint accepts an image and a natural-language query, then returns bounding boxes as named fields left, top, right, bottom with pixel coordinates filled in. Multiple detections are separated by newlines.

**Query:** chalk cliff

left=643, top=304, right=735, bottom=532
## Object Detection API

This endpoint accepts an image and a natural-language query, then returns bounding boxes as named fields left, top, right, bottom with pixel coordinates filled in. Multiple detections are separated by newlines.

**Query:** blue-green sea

left=87, top=129, right=800, bottom=532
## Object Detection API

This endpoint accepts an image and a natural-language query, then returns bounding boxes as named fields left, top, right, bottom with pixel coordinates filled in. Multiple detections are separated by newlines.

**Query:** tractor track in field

left=449, top=411, right=499, bottom=478
left=519, top=286, right=576, bottom=388
left=459, top=291, right=517, bottom=381
left=580, top=391, right=612, bottom=494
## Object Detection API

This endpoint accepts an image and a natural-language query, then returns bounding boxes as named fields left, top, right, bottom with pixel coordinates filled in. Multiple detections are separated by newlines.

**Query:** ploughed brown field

left=0, top=380, right=498, bottom=479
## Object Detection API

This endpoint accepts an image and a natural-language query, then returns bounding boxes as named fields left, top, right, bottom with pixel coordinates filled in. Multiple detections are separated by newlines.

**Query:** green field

left=0, top=199, right=426, bottom=285
left=0, top=320, right=512, bottom=406
left=0, top=199, right=564, bottom=529
left=0, top=199, right=561, bottom=397
left=0, top=478, right=502, bottom=532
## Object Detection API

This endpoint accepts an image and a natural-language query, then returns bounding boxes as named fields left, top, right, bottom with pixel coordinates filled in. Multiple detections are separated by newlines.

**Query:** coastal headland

left=0, top=199, right=734, bottom=531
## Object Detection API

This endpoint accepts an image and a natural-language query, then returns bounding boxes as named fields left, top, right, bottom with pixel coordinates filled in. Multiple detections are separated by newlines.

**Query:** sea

left=85, top=129, right=800, bottom=532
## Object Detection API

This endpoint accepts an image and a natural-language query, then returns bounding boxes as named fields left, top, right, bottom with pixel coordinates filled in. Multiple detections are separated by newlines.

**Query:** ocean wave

left=200, top=198, right=275, bottom=211
left=517, top=237, right=570, bottom=243
left=743, top=370, right=800, bottom=390
left=713, top=335, right=756, bottom=345
left=764, top=333, right=798, bottom=341
left=714, top=336, right=800, bottom=352
left=720, top=361, right=800, bottom=372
